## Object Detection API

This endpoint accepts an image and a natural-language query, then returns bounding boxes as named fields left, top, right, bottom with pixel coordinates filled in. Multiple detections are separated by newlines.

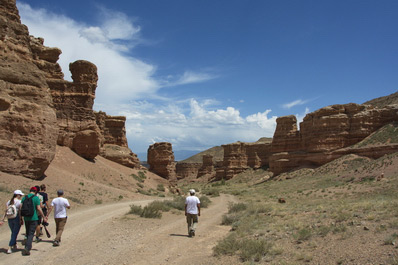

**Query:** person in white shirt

left=185, top=189, right=200, bottom=237
left=46, top=189, right=70, bottom=246
left=0, top=189, right=24, bottom=254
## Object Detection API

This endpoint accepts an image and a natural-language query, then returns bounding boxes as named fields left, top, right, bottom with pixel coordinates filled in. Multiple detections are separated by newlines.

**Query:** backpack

left=21, top=195, right=35, bottom=217
left=6, top=204, right=17, bottom=219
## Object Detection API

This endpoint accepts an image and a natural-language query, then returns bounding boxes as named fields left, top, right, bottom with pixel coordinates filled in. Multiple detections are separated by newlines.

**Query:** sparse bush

left=228, top=202, right=247, bottom=213
left=118, top=195, right=124, bottom=200
left=164, top=196, right=186, bottom=211
left=213, top=233, right=240, bottom=256
left=94, top=199, right=103, bottom=204
left=147, top=200, right=171, bottom=212
left=202, top=188, right=220, bottom=197
left=239, top=238, right=272, bottom=262
left=141, top=205, right=162, bottom=219
left=199, top=196, right=211, bottom=208
left=129, top=204, right=143, bottom=215
left=293, top=227, right=312, bottom=241
left=137, top=183, right=144, bottom=188
left=157, top=184, right=165, bottom=192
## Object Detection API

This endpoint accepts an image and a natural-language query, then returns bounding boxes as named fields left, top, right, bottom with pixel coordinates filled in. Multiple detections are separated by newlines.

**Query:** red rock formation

left=271, top=115, right=301, bottom=153
left=197, top=155, right=215, bottom=178
left=176, top=163, right=201, bottom=180
left=220, top=142, right=249, bottom=179
left=270, top=103, right=398, bottom=175
left=95, top=111, right=140, bottom=168
left=45, top=60, right=101, bottom=160
left=0, top=0, right=58, bottom=178
left=147, top=142, right=177, bottom=181
left=95, top=111, right=128, bottom=147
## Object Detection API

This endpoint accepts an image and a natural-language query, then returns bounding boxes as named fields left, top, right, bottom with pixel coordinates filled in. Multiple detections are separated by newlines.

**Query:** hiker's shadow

left=169, top=234, right=189, bottom=237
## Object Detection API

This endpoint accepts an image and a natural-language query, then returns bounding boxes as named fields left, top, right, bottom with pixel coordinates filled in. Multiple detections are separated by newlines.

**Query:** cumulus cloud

left=17, top=2, right=278, bottom=156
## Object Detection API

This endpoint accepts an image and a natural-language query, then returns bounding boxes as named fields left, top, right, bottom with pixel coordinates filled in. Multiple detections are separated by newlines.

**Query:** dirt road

left=0, top=194, right=235, bottom=265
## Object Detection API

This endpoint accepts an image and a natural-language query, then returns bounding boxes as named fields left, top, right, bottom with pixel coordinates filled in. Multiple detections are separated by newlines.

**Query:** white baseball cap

left=14, top=190, right=24, bottom=196
left=189, top=189, right=196, bottom=195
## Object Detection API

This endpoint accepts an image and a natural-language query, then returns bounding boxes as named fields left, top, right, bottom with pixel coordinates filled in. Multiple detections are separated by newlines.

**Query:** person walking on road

left=0, top=189, right=24, bottom=254
left=46, top=189, right=70, bottom=246
left=20, top=187, right=47, bottom=256
left=185, top=189, right=200, bottom=237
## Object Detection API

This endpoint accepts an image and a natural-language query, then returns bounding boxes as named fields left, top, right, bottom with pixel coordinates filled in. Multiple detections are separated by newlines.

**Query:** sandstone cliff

left=95, top=111, right=140, bottom=168
left=0, top=0, right=58, bottom=178
left=0, top=0, right=142, bottom=178
left=147, top=142, right=177, bottom=181
left=269, top=103, right=398, bottom=175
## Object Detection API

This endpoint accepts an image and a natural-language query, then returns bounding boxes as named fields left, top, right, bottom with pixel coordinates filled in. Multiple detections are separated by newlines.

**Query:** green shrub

left=129, top=204, right=143, bottom=215
left=221, top=213, right=241, bottom=226
left=94, top=199, right=102, bottom=204
left=293, top=227, right=312, bottom=241
left=163, top=196, right=186, bottom=211
left=202, top=188, right=220, bottom=197
left=147, top=200, right=171, bottom=212
left=199, top=196, right=211, bottom=208
left=213, top=233, right=240, bottom=256
left=228, top=202, right=247, bottom=213
left=239, top=238, right=272, bottom=262
left=141, top=205, right=162, bottom=219
left=157, top=184, right=165, bottom=192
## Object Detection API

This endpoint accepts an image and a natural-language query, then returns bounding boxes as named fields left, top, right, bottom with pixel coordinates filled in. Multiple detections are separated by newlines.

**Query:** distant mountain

left=364, top=91, right=398, bottom=107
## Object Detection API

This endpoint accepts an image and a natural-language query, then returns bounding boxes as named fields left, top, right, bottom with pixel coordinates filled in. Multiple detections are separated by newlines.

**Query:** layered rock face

left=45, top=60, right=100, bottom=160
left=0, top=0, right=58, bottom=178
left=270, top=103, right=398, bottom=175
left=147, top=142, right=176, bottom=181
left=176, top=163, right=201, bottom=180
left=198, top=155, right=215, bottom=178
left=95, top=111, right=140, bottom=168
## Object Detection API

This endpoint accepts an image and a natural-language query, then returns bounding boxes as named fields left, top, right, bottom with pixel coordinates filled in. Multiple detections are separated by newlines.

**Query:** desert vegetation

left=181, top=152, right=398, bottom=264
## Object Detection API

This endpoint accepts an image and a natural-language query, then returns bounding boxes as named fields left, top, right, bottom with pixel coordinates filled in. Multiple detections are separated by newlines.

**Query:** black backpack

left=21, top=195, right=35, bottom=217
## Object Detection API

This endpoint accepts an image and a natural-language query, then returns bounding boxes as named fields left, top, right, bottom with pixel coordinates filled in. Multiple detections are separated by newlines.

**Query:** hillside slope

left=0, top=146, right=170, bottom=206
left=364, top=91, right=398, bottom=107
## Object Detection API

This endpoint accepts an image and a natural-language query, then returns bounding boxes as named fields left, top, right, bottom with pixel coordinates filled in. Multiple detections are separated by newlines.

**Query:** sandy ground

left=0, top=194, right=235, bottom=265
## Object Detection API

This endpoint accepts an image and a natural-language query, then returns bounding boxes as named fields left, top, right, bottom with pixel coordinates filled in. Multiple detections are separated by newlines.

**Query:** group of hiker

left=1, top=186, right=200, bottom=256
left=0, top=185, right=70, bottom=256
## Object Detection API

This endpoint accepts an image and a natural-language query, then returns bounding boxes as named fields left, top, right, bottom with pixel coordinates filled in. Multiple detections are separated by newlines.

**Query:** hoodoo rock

left=0, top=0, right=58, bottom=178
left=147, top=142, right=177, bottom=181
left=95, top=111, right=140, bottom=168
left=46, top=60, right=101, bottom=159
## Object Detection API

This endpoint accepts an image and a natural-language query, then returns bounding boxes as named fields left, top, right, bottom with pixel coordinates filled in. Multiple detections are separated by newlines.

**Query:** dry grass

left=191, top=152, right=398, bottom=264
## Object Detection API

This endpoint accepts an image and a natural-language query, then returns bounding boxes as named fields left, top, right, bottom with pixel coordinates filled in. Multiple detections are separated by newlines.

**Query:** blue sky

left=18, top=0, right=398, bottom=160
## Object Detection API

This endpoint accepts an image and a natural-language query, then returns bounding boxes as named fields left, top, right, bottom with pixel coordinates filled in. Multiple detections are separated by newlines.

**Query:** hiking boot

left=192, top=231, right=195, bottom=237
left=7, top=247, right=12, bottom=254
left=35, top=237, right=42, bottom=243
left=53, top=240, right=60, bottom=247
left=12, top=244, right=18, bottom=251
left=22, top=249, right=30, bottom=256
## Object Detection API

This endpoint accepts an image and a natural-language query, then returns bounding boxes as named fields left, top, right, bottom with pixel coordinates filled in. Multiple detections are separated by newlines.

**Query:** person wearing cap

left=185, top=189, right=201, bottom=237
left=0, top=189, right=24, bottom=254
left=46, top=189, right=70, bottom=246
left=20, top=186, right=47, bottom=256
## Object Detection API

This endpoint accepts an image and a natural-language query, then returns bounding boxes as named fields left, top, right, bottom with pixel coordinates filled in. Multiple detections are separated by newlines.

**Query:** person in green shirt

left=20, top=187, right=47, bottom=256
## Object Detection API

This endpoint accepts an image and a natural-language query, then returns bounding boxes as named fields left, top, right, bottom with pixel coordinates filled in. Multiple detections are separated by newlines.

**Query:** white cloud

left=162, top=71, right=217, bottom=87
left=17, top=3, right=278, bottom=156
left=282, top=99, right=309, bottom=109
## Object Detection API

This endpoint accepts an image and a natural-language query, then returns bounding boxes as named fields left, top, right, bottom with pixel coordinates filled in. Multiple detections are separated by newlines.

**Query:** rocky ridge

left=0, top=0, right=140, bottom=178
